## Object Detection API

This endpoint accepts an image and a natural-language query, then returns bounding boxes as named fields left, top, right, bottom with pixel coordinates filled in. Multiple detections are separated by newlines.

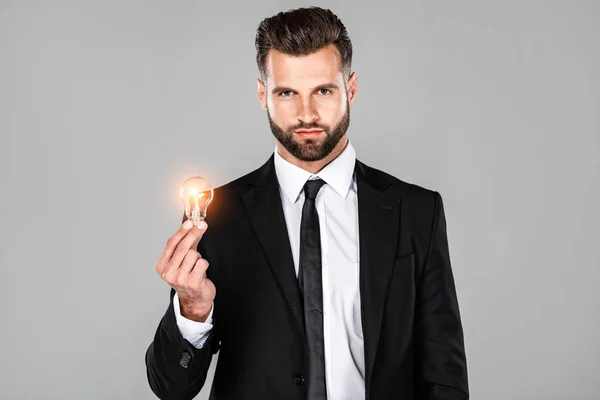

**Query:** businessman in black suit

left=146, top=7, right=468, bottom=400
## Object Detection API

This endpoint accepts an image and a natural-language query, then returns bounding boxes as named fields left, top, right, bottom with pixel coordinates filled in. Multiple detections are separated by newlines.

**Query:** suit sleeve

left=414, top=191, right=469, bottom=399
left=144, top=213, right=221, bottom=400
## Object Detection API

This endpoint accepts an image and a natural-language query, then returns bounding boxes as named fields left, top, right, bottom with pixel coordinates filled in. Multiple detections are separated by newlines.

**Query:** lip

left=295, top=129, right=324, bottom=137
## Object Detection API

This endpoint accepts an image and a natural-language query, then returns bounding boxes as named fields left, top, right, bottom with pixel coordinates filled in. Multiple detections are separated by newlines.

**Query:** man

left=146, top=7, right=468, bottom=400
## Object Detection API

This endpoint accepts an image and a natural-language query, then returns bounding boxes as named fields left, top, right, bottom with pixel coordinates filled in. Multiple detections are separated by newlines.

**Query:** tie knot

left=303, top=178, right=325, bottom=200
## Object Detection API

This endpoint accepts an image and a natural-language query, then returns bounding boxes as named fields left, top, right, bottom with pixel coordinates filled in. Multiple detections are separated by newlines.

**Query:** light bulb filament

left=180, top=176, right=214, bottom=225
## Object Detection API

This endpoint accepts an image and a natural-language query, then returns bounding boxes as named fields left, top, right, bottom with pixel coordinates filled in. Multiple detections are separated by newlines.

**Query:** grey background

left=1, top=0, right=598, bottom=399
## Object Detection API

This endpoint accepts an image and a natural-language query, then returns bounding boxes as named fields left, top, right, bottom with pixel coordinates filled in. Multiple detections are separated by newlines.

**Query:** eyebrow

left=271, top=83, right=340, bottom=94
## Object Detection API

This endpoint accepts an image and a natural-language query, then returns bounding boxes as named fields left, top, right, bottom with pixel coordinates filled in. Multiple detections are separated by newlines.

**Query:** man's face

left=257, top=44, right=357, bottom=162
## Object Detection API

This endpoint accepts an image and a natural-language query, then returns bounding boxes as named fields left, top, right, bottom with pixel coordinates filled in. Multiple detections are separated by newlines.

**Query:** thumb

left=192, top=220, right=208, bottom=249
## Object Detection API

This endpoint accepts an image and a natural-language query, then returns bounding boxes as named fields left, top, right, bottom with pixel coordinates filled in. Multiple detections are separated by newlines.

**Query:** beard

left=267, top=103, right=350, bottom=162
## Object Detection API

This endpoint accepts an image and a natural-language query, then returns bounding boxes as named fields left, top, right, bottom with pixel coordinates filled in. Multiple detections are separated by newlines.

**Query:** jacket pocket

left=391, top=252, right=415, bottom=276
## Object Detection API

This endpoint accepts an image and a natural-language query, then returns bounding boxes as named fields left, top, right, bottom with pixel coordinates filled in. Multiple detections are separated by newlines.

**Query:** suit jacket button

left=293, top=373, right=305, bottom=386
left=180, top=352, right=191, bottom=368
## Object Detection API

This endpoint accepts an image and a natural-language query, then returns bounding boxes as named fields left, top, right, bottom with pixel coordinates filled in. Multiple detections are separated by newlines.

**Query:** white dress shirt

left=173, top=139, right=365, bottom=399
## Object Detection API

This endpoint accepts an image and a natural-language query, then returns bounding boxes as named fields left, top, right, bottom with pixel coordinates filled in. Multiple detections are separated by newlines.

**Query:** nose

left=296, top=97, right=318, bottom=125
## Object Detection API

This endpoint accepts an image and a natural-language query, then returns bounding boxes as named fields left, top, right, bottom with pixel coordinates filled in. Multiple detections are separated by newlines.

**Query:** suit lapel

left=355, top=159, right=401, bottom=393
left=240, top=156, right=305, bottom=341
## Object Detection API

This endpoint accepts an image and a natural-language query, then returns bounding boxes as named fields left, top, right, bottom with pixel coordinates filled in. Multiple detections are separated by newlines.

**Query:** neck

left=276, top=136, right=349, bottom=174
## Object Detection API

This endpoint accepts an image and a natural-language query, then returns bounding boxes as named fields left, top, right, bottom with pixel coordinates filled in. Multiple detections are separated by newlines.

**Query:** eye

left=279, top=90, right=294, bottom=97
left=318, top=89, right=331, bottom=95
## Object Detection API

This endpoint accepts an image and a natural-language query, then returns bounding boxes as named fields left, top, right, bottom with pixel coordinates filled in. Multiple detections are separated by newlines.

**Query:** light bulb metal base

left=190, top=216, right=205, bottom=227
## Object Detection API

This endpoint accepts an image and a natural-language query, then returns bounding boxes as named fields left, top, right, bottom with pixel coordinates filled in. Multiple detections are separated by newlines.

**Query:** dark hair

left=255, top=7, right=353, bottom=80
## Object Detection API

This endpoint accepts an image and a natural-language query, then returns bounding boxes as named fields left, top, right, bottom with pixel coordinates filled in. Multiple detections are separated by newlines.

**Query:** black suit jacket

left=145, top=155, right=469, bottom=399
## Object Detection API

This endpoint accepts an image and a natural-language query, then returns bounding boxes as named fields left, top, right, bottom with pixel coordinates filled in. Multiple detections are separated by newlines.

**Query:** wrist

left=179, top=298, right=211, bottom=323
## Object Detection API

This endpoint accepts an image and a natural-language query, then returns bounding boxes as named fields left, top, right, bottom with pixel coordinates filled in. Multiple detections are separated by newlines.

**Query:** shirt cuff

left=173, top=292, right=214, bottom=349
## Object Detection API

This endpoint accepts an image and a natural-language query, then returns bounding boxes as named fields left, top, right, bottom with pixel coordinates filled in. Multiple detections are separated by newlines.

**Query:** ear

left=346, top=72, right=358, bottom=106
left=257, top=78, right=267, bottom=111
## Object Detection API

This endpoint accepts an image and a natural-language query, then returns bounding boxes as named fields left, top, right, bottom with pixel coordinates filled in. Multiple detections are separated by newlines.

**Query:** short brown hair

left=255, top=7, right=353, bottom=80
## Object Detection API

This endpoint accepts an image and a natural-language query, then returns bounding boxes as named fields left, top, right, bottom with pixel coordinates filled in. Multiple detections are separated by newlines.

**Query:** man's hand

left=156, top=220, right=216, bottom=322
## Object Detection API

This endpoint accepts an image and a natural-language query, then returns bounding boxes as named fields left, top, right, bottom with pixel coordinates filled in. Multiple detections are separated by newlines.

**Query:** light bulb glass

left=180, top=176, right=214, bottom=226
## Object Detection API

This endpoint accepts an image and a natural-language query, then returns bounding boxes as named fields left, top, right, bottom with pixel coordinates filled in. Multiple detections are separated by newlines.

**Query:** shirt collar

left=273, top=139, right=356, bottom=203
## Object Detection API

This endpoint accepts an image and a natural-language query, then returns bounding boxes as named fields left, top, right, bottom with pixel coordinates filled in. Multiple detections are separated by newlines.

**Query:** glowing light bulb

left=180, top=176, right=214, bottom=226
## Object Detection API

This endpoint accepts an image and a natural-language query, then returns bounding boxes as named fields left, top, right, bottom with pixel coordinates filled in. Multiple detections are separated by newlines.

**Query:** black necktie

left=298, top=178, right=327, bottom=399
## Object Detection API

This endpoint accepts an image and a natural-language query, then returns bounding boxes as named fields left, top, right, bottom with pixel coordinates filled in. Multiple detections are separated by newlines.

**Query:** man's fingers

left=162, top=253, right=207, bottom=289
left=189, top=221, right=208, bottom=250
left=157, top=220, right=208, bottom=278
left=161, top=263, right=177, bottom=283
left=168, top=221, right=207, bottom=271
left=179, top=250, right=201, bottom=276
left=156, top=220, right=195, bottom=275
left=190, top=256, right=210, bottom=280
